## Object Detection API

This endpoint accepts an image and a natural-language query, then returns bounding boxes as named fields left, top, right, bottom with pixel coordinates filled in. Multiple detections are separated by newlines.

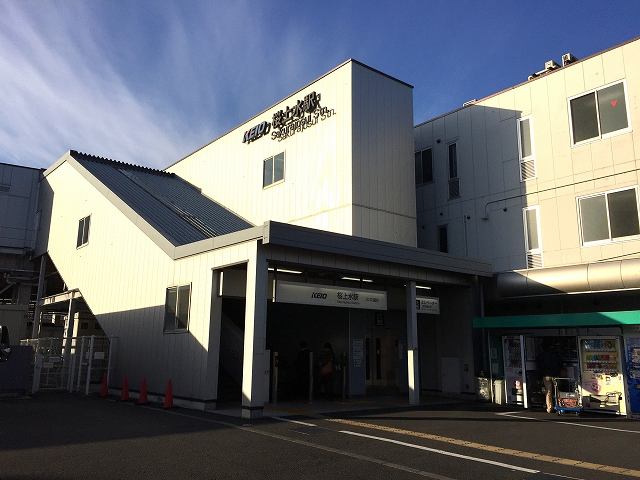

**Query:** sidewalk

left=214, top=393, right=474, bottom=419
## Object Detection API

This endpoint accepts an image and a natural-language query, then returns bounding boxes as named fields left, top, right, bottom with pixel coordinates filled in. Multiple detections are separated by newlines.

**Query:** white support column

left=63, top=296, right=77, bottom=357
left=406, top=281, right=420, bottom=405
left=31, top=256, right=47, bottom=338
left=204, top=270, right=223, bottom=410
left=241, top=242, right=269, bottom=419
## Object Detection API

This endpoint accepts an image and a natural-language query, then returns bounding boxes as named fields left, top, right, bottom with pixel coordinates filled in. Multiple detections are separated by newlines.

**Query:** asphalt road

left=1, top=393, right=639, bottom=479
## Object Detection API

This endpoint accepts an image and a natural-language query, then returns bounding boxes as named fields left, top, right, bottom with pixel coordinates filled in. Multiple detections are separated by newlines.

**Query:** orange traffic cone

left=99, top=373, right=108, bottom=397
left=120, top=376, right=129, bottom=401
left=163, top=379, right=174, bottom=408
left=138, top=378, right=148, bottom=405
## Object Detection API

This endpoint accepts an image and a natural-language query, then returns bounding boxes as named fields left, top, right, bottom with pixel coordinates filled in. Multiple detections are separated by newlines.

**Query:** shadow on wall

left=416, top=104, right=534, bottom=268
left=88, top=304, right=216, bottom=405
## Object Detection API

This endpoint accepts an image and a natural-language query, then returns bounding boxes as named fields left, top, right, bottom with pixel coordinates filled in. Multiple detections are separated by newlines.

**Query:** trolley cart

left=553, top=378, right=581, bottom=415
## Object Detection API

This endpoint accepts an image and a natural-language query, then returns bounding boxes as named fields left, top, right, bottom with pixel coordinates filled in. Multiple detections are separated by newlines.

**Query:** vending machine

left=623, top=334, right=640, bottom=419
left=502, top=335, right=528, bottom=407
left=578, top=336, right=626, bottom=415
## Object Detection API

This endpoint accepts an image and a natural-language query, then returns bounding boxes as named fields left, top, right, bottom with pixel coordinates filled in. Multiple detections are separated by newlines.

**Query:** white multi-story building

left=414, top=36, right=640, bottom=416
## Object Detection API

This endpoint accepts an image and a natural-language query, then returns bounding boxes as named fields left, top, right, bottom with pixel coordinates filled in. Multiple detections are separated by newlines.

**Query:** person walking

left=318, top=342, right=335, bottom=400
left=536, top=342, right=563, bottom=413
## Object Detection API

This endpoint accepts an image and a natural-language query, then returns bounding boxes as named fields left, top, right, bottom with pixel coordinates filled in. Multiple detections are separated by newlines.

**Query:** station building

left=414, top=36, right=640, bottom=416
left=32, top=60, right=490, bottom=416
left=17, top=36, right=640, bottom=418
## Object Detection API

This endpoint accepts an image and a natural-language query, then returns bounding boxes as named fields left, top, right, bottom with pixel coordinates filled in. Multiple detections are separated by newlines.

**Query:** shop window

left=569, top=81, right=630, bottom=145
left=76, top=215, right=90, bottom=248
left=578, top=187, right=640, bottom=245
left=437, top=225, right=448, bottom=253
left=263, top=152, right=285, bottom=188
left=164, top=284, right=191, bottom=332
left=447, top=142, right=459, bottom=199
left=523, top=206, right=542, bottom=268
left=517, top=116, right=536, bottom=181
left=415, top=148, right=433, bottom=185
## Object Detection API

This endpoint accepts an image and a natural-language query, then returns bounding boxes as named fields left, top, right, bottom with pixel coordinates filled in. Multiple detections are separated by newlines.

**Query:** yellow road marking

left=328, top=418, right=640, bottom=477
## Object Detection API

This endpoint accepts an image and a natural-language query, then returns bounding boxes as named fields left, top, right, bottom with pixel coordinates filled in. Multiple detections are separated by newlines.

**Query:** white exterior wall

left=0, top=163, right=40, bottom=252
left=168, top=60, right=417, bottom=247
left=168, top=63, right=354, bottom=237
left=39, top=161, right=259, bottom=402
left=352, top=63, right=417, bottom=246
left=415, top=38, right=640, bottom=272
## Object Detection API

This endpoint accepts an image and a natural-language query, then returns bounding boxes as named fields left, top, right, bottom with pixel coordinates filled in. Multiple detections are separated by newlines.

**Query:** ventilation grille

left=448, top=178, right=460, bottom=199
left=0, top=184, right=10, bottom=194
left=520, top=159, right=536, bottom=181
left=527, top=252, right=543, bottom=269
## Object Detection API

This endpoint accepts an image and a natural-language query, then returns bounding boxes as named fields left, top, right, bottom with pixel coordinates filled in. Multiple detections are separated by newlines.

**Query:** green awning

left=473, top=310, right=640, bottom=329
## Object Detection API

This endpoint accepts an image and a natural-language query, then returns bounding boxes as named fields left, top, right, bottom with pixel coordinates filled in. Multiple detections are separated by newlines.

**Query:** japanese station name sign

left=274, top=280, right=387, bottom=310
left=242, top=91, right=335, bottom=144
left=416, top=296, right=440, bottom=315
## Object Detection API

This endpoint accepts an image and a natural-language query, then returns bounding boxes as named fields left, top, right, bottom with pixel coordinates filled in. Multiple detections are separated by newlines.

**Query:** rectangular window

left=523, top=206, right=542, bottom=268
left=437, top=225, right=448, bottom=253
left=76, top=215, right=90, bottom=248
left=164, top=284, right=191, bottom=332
left=569, top=81, right=630, bottom=145
left=263, top=152, right=285, bottom=188
left=578, top=187, right=640, bottom=245
left=447, top=142, right=460, bottom=199
left=414, top=148, right=433, bottom=185
left=517, top=116, right=536, bottom=181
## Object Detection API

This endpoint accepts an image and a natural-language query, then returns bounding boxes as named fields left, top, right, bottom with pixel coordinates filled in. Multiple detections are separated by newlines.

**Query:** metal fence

left=20, top=336, right=116, bottom=395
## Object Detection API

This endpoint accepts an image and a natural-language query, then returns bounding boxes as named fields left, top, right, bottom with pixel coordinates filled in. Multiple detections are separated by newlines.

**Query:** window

left=517, top=116, right=536, bottom=181
left=80, top=322, right=89, bottom=330
left=164, top=284, right=191, bottom=332
left=415, top=148, right=433, bottom=185
left=447, top=143, right=459, bottom=199
left=578, top=187, right=640, bottom=245
left=263, top=152, right=285, bottom=188
left=437, top=225, right=448, bottom=253
left=76, top=215, right=90, bottom=248
left=569, top=81, right=630, bottom=145
left=523, top=206, right=542, bottom=268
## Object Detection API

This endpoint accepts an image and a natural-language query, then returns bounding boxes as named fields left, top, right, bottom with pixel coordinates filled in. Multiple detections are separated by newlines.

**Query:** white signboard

left=275, top=281, right=387, bottom=310
left=416, top=296, right=440, bottom=314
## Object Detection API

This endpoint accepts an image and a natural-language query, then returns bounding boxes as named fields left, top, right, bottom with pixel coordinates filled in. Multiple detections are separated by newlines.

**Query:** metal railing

left=20, top=336, right=116, bottom=395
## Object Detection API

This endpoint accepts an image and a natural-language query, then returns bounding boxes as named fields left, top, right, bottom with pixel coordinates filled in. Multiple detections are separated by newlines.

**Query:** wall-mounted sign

left=242, top=121, right=271, bottom=144
left=274, top=280, right=387, bottom=310
left=416, top=296, right=440, bottom=314
left=241, top=91, right=336, bottom=144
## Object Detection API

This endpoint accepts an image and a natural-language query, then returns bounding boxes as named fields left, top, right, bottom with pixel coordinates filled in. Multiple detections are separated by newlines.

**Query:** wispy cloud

left=0, top=2, right=213, bottom=169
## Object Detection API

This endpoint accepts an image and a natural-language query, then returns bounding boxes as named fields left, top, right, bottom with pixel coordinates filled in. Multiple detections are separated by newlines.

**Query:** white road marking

left=496, top=411, right=640, bottom=434
left=272, top=416, right=317, bottom=427
left=160, top=409, right=457, bottom=479
left=340, top=430, right=539, bottom=474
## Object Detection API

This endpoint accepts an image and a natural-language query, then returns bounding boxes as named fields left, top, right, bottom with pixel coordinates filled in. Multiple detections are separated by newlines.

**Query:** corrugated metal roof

left=70, top=150, right=253, bottom=246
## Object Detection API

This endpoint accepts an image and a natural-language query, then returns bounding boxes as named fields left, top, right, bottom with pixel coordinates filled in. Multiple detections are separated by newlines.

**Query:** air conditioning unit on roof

left=562, top=53, right=578, bottom=66
left=545, top=60, right=560, bottom=71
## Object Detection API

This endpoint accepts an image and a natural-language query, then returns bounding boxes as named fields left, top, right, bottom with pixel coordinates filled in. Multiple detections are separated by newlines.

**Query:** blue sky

left=1, top=1, right=639, bottom=170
